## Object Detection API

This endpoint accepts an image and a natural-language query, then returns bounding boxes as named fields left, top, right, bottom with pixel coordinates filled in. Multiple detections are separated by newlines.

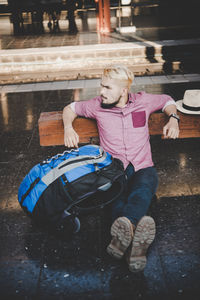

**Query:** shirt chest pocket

left=132, top=111, right=146, bottom=128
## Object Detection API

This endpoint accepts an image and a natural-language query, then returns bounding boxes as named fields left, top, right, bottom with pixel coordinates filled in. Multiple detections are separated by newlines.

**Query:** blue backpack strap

left=20, top=177, right=40, bottom=206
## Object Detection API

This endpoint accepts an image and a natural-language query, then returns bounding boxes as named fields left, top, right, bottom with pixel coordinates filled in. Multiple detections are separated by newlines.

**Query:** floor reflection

left=0, top=93, right=9, bottom=130
left=0, top=91, right=46, bottom=132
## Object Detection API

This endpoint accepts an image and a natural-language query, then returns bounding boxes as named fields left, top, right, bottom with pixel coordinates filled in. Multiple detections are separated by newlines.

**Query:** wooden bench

left=38, top=111, right=200, bottom=146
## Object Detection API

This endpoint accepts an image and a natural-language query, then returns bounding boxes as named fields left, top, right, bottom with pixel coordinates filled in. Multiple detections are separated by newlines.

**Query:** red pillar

left=98, top=0, right=104, bottom=32
left=96, top=0, right=111, bottom=33
left=103, top=0, right=111, bottom=33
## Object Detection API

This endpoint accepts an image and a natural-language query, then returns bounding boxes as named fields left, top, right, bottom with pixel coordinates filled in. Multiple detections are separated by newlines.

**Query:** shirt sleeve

left=162, top=100, right=176, bottom=112
left=72, top=97, right=99, bottom=119
left=70, top=102, right=76, bottom=113
left=140, top=92, right=176, bottom=115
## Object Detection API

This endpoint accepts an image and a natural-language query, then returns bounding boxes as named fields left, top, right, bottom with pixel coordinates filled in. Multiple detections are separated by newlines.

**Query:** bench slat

left=38, top=111, right=200, bottom=146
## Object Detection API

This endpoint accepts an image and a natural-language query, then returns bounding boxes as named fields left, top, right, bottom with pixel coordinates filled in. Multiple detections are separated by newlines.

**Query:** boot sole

left=107, top=217, right=133, bottom=259
left=128, top=216, right=156, bottom=272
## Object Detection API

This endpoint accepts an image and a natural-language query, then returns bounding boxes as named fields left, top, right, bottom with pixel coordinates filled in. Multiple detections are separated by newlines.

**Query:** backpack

left=18, top=145, right=125, bottom=230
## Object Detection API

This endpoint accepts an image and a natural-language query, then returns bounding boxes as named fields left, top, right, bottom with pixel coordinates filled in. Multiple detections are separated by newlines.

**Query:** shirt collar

left=98, top=93, right=135, bottom=112
left=128, top=93, right=135, bottom=104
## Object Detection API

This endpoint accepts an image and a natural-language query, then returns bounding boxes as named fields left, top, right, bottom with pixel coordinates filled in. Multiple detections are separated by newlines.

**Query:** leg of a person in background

left=47, top=12, right=53, bottom=32
left=67, top=0, right=78, bottom=34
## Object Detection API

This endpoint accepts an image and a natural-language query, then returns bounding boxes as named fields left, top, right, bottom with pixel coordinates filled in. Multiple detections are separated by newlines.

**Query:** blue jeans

left=111, top=164, right=158, bottom=226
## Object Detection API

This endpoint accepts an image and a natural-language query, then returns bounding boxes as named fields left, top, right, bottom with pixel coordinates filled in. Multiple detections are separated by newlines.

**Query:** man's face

left=100, top=76, right=123, bottom=109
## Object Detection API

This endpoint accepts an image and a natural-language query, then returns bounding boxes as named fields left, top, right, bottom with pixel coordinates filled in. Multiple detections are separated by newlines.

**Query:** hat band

left=183, top=103, right=200, bottom=111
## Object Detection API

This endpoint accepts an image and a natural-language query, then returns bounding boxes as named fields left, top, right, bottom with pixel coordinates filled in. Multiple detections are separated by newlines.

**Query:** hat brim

left=176, top=100, right=200, bottom=115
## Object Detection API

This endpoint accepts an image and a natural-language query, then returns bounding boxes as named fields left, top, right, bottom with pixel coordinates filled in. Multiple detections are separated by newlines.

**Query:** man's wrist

left=169, top=113, right=180, bottom=123
left=64, top=125, right=73, bottom=130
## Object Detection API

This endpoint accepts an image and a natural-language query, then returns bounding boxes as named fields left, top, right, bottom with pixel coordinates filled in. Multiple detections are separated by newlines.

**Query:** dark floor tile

left=151, top=137, right=200, bottom=162
left=47, top=89, right=73, bottom=102
left=0, top=209, right=46, bottom=265
left=27, top=144, right=67, bottom=161
left=155, top=224, right=200, bottom=257
left=159, top=254, right=200, bottom=300
left=140, top=82, right=200, bottom=101
left=0, top=188, right=22, bottom=210
left=150, top=137, right=200, bottom=197
left=100, top=247, right=167, bottom=300
left=0, top=209, right=32, bottom=237
left=151, top=196, right=200, bottom=228
left=0, top=260, right=40, bottom=298
left=149, top=196, right=200, bottom=267
left=0, top=135, right=32, bottom=159
left=39, top=213, right=107, bottom=269
left=0, top=91, right=51, bottom=134
left=38, top=267, right=104, bottom=299
left=143, top=252, right=168, bottom=297
left=0, top=190, right=10, bottom=209
left=102, top=268, right=150, bottom=300
left=0, top=160, right=24, bottom=189
left=0, top=232, right=30, bottom=262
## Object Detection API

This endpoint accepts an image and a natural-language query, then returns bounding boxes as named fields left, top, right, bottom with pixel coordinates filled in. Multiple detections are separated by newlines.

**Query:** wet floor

left=0, top=78, right=200, bottom=299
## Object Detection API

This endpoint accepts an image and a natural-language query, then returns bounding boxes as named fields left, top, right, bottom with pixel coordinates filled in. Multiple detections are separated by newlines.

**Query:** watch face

left=174, top=114, right=179, bottom=119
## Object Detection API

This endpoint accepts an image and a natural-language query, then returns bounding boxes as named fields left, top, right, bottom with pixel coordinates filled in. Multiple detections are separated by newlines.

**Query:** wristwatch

left=169, top=113, right=180, bottom=122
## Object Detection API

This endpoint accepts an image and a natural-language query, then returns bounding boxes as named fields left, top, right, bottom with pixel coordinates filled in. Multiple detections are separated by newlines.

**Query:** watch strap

left=169, top=113, right=180, bottom=122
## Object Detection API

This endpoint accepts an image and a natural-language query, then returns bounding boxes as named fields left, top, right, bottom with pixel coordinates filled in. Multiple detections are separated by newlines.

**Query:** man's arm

left=63, top=104, right=79, bottom=148
left=163, top=104, right=179, bottom=139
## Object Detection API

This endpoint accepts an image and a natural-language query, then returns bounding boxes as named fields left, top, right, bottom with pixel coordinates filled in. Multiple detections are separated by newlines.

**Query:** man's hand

left=163, top=118, right=179, bottom=139
left=64, top=126, right=79, bottom=148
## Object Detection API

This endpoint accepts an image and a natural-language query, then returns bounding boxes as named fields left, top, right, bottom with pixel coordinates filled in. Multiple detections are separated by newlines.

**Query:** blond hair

left=103, top=65, right=134, bottom=89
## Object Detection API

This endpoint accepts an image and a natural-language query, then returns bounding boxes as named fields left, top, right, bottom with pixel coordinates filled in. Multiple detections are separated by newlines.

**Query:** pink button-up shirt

left=72, top=92, right=175, bottom=171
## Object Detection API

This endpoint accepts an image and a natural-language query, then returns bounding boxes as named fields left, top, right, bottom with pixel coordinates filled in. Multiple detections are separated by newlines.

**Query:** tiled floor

left=0, top=78, right=200, bottom=299
left=1, top=6, right=200, bottom=50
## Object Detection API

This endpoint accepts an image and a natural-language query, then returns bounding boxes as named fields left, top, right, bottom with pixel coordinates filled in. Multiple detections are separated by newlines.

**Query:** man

left=63, top=65, right=179, bottom=272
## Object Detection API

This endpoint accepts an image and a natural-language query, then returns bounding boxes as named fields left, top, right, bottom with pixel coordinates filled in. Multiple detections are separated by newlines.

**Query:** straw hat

left=176, top=90, right=200, bottom=114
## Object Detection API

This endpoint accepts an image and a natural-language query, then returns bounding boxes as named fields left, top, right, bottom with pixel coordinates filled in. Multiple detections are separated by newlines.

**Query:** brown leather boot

left=127, top=216, right=156, bottom=272
left=107, top=217, right=134, bottom=259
